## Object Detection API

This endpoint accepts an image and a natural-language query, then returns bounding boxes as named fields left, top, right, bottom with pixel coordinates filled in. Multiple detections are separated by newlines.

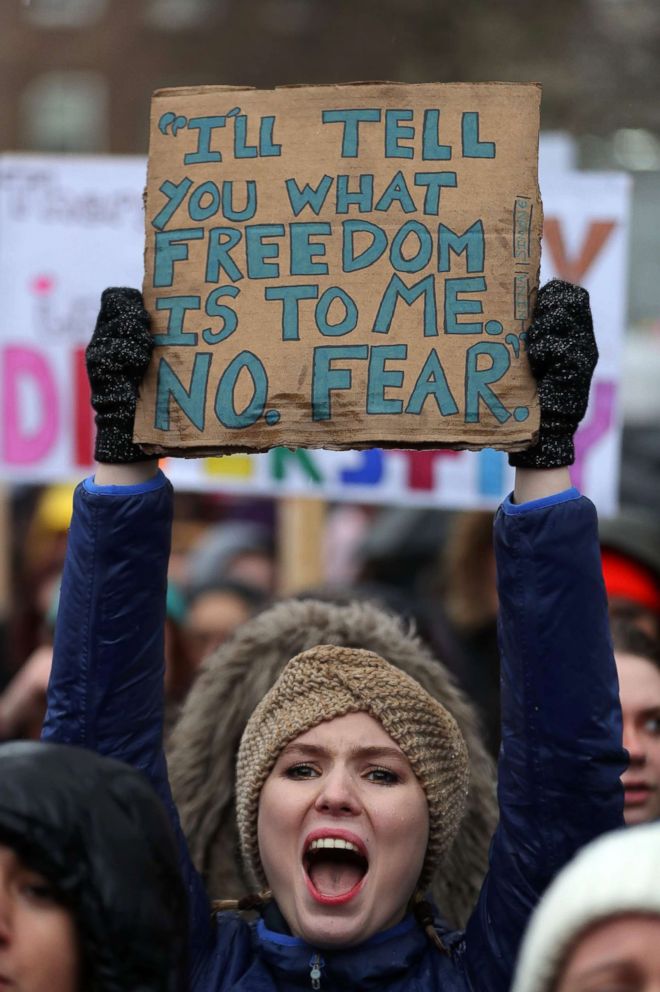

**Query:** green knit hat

left=235, top=645, right=470, bottom=890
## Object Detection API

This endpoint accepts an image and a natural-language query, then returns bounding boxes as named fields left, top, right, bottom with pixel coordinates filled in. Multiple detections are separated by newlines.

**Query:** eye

left=284, top=763, right=320, bottom=780
left=365, top=766, right=400, bottom=785
left=643, top=714, right=660, bottom=735
left=20, top=875, right=58, bottom=904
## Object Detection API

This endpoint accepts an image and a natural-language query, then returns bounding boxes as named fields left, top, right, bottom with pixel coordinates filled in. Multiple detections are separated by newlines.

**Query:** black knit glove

left=86, top=287, right=156, bottom=464
left=509, top=279, right=598, bottom=469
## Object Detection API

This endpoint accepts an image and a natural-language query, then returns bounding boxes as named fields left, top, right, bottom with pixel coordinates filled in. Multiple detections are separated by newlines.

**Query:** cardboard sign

left=135, top=82, right=542, bottom=455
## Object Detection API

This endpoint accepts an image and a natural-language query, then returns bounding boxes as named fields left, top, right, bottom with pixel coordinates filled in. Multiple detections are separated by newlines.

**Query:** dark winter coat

left=0, top=740, right=187, bottom=992
left=43, top=473, right=626, bottom=992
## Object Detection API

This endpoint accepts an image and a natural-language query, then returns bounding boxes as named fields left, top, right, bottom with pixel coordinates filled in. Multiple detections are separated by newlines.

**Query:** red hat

left=601, top=548, right=660, bottom=614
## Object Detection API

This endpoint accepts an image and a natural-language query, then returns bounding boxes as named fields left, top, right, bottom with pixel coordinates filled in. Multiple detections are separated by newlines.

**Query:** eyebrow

left=279, top=743, right=408, bottom=762
left=564, top=961, right=638, bottom=985
left=637, top=707, right=660, bottom=720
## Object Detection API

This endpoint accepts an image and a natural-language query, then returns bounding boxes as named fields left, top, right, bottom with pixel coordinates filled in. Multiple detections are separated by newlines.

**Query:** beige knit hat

left=235, top=644, right=470, bottom=890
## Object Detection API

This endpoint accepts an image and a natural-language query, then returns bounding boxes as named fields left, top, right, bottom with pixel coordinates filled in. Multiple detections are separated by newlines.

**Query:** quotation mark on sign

left=504, top=331, right=529, bottom=358
left=158, top=112, right=188, bottom=136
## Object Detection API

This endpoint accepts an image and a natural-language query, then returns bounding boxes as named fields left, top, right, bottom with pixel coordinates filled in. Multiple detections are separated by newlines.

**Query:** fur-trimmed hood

left=167, top=597, right=497, bottom=930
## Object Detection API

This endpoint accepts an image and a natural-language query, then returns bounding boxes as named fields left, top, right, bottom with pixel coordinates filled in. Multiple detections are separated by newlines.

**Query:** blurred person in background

left=600, top=511, right=660, bottom=640
left=350, top=506, right=470, bottom=703
left=21, top=484, right=73, bottom=605
left=437, top=510, right=500, bottom=757
left=0, top=577, right=193, bottom=742
left=611, top=618, right=660, bottom=824
left=0, top=740, right=187, bottom=992
left=0, top=642, right=53, bottom=742
left=322, top=504, right=373, bottom=589
left=511, top=822, right=660, bottom=992
left=162, top=579, right=197, bottom=735
left=354, top=506, right=449, bottom=596
left=183, top=577, right=268, bottom=670
left=185, top=519, right=276, bottom=596
left=0, top=572, right=61, bottom=741
left=11, top=484, right=75, bottom=660
left=0, top=484, right=74, bottom=740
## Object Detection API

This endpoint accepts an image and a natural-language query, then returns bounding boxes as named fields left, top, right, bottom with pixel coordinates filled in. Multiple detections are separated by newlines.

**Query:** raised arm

left=464, top=282, right=627, bottom=992
left=42, top=289, right=213, bottom=975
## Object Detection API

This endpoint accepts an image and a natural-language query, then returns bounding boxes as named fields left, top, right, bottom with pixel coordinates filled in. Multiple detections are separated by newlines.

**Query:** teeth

left=308, top=838, right=360, bottom=853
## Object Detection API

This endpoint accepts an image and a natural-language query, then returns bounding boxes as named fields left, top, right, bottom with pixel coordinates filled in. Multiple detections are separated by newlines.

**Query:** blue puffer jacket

left=43, top=473, right=626, bottom=992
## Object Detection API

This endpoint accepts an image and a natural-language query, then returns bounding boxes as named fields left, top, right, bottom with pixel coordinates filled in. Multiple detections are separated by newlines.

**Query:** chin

left=297, top=909, right=373, bottom=949
left=294, top=888, right=405, bottom=949
left=623, top=805, right=651, bottom=826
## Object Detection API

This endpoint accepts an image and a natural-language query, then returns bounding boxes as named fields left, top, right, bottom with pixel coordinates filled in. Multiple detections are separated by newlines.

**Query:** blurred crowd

left=2, top=480, right=659, bottom=826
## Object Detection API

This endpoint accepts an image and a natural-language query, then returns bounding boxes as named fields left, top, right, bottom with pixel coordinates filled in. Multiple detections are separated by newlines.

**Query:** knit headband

left=235, top=644, right=470, bottom=890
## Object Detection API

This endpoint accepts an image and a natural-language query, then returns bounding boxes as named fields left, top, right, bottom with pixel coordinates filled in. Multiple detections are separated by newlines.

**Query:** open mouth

left=303, top=833, right=369, bottom=905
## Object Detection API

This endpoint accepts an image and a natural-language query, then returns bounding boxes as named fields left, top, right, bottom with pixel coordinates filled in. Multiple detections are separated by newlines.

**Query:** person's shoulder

left=417, top=934, right=472, bottom=992
left=213, top=909, right=254, bottom=942
left=412, top=912, right=470, bottom=989
left=194, top=912, right=257, bottom=990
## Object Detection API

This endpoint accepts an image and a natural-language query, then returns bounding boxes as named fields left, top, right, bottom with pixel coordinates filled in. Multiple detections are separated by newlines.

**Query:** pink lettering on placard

left=571, top=381, right=616, bottom=491
left=2, top=346, right=59, bottom=464
left=73, top=346, right=94, bottom=467
left=30, top=273, right=56, bottom=297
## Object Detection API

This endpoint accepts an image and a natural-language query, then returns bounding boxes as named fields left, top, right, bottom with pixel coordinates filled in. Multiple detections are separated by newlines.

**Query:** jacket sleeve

left=42, top=471, right=214, bottom=975
left=463, top=488, right=626, bottom=992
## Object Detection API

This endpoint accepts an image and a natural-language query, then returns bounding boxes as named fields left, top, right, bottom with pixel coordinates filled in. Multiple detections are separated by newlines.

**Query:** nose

left=623, top=721, right=646, bottom=766
left=313, top=765, right=362, bottom=816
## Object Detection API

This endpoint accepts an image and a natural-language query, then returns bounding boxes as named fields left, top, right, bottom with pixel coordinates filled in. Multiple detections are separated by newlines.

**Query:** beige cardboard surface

left=135, top=82, right=542, bottom=455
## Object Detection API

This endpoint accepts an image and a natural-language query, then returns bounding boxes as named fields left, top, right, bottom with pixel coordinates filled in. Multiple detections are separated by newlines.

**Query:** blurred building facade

left=1, top=0, right=660, bottom=160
